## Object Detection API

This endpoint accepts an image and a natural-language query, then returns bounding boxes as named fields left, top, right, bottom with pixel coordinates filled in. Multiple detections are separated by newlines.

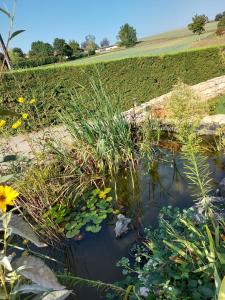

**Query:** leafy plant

left=65, top=187, right=113, bottom=238
left=115, top=206, right=225, bottom=300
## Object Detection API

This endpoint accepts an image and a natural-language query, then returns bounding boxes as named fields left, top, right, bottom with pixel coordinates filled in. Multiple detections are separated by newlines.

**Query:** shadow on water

left=23, top=147, right=225, bottom=300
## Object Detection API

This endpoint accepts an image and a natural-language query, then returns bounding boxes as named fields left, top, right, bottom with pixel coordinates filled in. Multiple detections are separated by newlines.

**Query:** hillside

left=38, top=21, right=225, bottom=69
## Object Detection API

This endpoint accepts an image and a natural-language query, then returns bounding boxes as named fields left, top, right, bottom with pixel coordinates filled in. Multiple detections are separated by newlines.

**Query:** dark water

left=26, top=149, right=225, bottom=300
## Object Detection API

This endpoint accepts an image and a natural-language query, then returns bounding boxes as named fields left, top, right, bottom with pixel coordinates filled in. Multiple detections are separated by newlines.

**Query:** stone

left=114, top=214, right=131, bottom=238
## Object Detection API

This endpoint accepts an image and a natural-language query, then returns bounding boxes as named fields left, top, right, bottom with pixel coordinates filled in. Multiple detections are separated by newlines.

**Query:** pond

left=28, top=146, right=225, bottom=300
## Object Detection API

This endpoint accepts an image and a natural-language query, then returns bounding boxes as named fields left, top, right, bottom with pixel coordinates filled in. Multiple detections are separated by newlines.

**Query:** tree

left=118, top=23, right=137, bottom=48
left=215, top=11, right=225, bottom=21
left=81, top=35, right=97, bottom=55
left=53, top=38, right=72, bottom=58
left=216, top=16, right=225, bottom=35
left=100, top=38, right=110, bottom=48
left=68, top=40, right=80, bottom=55
left=29, top=41, right=53, bottom=57
left=188, top=14, right=207, bottom=35
left=8, top=47, right=25, bottom=64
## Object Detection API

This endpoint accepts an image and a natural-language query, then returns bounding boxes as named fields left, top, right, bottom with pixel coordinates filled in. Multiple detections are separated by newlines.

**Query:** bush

left=12, top=56, right=60, bottom=69
left=1, top=46, right=225, bottom=133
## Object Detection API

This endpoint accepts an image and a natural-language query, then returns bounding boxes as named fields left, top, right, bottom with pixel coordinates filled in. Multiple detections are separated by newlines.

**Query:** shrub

left=12, top=56, right=60, bottom=69
left=1, top=46, right=225, bottom=133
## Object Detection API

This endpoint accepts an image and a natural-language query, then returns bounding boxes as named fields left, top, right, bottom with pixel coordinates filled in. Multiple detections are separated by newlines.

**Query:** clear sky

left=1, top=0, right=225, bottom=52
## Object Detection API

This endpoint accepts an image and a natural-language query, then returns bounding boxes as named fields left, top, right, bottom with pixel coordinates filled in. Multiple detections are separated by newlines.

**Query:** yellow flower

left=18, top=97, right=25, bottom=104
left=0, top=186, right=19, bottom=213
left=98, top=187, right=111, bottom=199
left=29, top=98, right=36, bottom=104
left=22, top=113, right=28, bottom=120
left=0, top=120, right=6, bottom=128
left=12, top=120, right=22, bottom=129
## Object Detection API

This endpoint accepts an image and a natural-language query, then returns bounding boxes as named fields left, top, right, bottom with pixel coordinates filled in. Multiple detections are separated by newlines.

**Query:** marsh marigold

left=29, top=98, right=36, bottom=104
left=98, top=187, right=111, bottom=199
left=0, top=120, right=6, bottom=128
left=12, top=120, right=22, bottom=129
left=18, top=97, right=25, bottom=104
left=22, top=113, right=28, bottom=120
left=0, top=186, right=19, bottom=213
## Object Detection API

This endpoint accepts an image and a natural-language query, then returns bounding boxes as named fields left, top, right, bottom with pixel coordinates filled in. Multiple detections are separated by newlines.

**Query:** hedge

left=12, top=56, right=61, bottom=69
left=1, top=46, right=225, bottom=133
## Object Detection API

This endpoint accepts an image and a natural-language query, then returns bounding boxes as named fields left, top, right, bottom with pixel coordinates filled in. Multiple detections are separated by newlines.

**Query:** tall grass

left=60, top=79, right=136, bottom=178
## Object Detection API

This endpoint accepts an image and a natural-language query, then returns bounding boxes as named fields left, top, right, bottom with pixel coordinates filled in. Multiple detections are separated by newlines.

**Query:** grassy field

left=27, top=21, right=225, bottom=71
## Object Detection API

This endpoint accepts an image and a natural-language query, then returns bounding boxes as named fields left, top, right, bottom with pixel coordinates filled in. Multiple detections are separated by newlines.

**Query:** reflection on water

left=30, top=149, right=225, bottom=300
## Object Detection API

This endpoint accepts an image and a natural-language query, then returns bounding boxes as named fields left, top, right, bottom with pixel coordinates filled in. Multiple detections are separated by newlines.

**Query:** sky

left=1, top=0, right=225, bottom=53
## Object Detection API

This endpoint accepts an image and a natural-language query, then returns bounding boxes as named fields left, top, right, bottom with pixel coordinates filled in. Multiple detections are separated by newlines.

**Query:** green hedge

left=12, top=56, right=61, bottom=69
left=1, top=46, right=225, bottom=133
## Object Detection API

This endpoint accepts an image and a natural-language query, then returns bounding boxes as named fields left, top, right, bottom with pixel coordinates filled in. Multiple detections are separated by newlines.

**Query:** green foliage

left=116, top=206, right=225, bottom=300
left=215, top=12, right=225, bottom=22
left=53, top=38, right=72, bottom=58
left=65, top=188, right=113, bottom=238
left=188, top=14, right=207, bottom=35
left=118, top=23, right=137, bottom=47
left=68, top=40, right=80, bottom=55
left=210, top=95, right=225, bottom=115
left=29, top=40, right=54, bottom=57
left=1, top=46, right=225, bottom=133
left=217, top=16, right=225, bottom=34
left=12, top=55, right=60, bottom=69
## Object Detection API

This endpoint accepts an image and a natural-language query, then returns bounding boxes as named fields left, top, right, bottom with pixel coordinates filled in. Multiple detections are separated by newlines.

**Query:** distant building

left=96, top=45, right=119, bottom=54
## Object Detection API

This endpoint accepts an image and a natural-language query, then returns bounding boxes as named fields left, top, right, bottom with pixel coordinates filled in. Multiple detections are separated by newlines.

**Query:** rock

left=219, top=178, right=225, bottom=197
left=115, top=214, right=131, bottom=238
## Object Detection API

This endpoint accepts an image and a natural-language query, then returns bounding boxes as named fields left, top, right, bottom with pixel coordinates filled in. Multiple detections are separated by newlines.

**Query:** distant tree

left=188, top=14, right=207, bottom=36
left=118, top=23, right=137, bottom=47
left=215, top=11, right=225, bottom=21
left=100, top=38, right=110, bottom=48
left=81, top=35, right=97, bottom=55
left=53, top=38, right=72, bottom=58
left=29, top=41, right=53, bottom=57
left=9, top=47, right=25, bottom=64
left=68, top=40, right=80, bottom=55
left=216, top=16, right=225, bottom=35
left=202, top=14, right=209, bottom=23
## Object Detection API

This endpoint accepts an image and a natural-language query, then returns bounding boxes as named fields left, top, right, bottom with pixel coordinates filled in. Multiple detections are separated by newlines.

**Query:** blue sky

left=1, top=0, right=225, bottom=52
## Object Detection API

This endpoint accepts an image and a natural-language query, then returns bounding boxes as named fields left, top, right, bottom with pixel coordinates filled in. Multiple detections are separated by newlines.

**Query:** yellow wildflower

left=0, top=120, right=6, bottom=128
left=12, top=120, right=22, bottom=129
left=98, top=187, right=111, bottom=199
left=22, top=113, right=28, bottom=120
left=29, top=98, right=36, bottom=104
left=18, top=97, right=25, bottom=104
left=0, top=186, right=19, bottom=213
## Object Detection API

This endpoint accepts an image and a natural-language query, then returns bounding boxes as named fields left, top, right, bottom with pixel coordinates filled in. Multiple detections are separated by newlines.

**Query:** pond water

left=30, top=147, right=225, bottom=300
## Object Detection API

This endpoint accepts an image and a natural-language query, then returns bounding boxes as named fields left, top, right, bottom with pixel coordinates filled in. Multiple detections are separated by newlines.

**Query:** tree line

left=9, top=23, right=138, bottom=65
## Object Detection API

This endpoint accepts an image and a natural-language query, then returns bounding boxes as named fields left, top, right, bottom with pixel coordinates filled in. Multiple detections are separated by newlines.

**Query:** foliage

left=100, top=37, right=110, bottom=48
left=65, top=187, right=113, bottom=238
left=60, top=79, right=135, bottom=177
left=1, top=46, right=224, bottom=133
left=210, top=95, right=225, bottom=115
left=118, top=23, right=137, bottom=47
left=29, top=40, right=54, bottom=57
left=81, top=34, right=98, bottom=55
left=12, top=55, right=60, bottom=69
left=217, top=16, right=225, bottom=35
left=188, top=14, right=207, bottom=35
left=165, top=81, right=209, bottom=125
left=115, top=206, right=225, bottom=300
left=68, top=39, right=80, bottom=55
left=8, top=47, right=24, bottom=64
left=53, top=38, right=73, bottom=58
left=215, top=12, right=225, bottom=22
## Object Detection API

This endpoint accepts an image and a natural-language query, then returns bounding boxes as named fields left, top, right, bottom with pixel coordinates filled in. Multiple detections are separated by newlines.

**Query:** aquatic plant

left=115, top=206, right=225, bottom=300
